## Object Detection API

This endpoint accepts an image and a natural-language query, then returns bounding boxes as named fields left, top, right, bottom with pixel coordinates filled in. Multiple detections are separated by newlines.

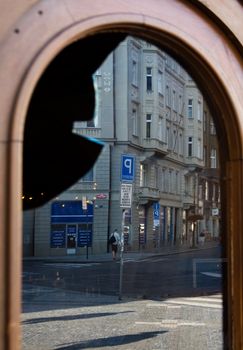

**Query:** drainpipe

left=107, top=51, right=116, bottom=252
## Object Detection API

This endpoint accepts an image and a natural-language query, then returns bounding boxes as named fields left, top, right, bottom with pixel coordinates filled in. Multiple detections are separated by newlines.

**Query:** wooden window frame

left=0, top=1, right=242, bottom=349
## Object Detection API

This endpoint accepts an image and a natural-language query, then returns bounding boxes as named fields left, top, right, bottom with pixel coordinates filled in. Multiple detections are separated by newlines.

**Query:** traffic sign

left=121, top=155, right=135, bottom=181
left=120, top=183, right=133, bottom=208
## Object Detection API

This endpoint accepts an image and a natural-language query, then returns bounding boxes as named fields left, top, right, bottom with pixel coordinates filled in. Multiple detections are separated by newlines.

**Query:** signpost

left=119, top=182, right=133, bottom=300
left=119, top=154, right=135, bottom=299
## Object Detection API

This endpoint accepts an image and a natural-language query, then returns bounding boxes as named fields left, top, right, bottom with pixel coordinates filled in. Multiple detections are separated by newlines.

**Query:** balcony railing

left=142, top=138, right=168, bottom=156
left=73, top=127, right=102, bottom=139
left=138, top=186, right=160, bottom=201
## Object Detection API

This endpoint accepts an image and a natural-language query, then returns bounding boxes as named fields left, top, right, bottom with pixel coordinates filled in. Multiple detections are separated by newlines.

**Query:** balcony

left=137, top=186, right=160, bottom=204
left=142, top=138, right=168, bottom=157
left=73, top=127, right=102, bottom=139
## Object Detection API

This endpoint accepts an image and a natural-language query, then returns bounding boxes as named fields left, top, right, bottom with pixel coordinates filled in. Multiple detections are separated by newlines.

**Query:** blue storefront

left=51, top=201, right=93, bottom=255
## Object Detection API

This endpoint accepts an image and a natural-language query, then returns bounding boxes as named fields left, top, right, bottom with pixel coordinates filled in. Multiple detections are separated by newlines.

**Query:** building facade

left=23, top=37, right=220, bottom=257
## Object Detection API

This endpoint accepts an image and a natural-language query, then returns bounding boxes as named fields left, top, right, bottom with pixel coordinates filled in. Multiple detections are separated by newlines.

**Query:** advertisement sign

left=50, top=224, right=66, bottom=248
left=153, top=202, right=160, bottom=227
left=51, top=201, right=93, bottom=223
left=77, top=224, right=92, bottom=247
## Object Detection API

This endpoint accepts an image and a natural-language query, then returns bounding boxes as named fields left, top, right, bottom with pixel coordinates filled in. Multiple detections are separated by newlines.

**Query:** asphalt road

left=23, top=246, right=223, bottom=300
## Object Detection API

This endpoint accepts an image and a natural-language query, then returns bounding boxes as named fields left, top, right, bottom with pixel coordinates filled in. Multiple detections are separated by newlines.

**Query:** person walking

left=109, top=229, right=120, bottom=260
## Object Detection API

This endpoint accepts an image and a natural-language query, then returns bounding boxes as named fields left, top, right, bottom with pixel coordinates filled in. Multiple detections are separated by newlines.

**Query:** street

left=22, top=246, right=224, bottom=349
left=23, top=246, right=223, bottom=299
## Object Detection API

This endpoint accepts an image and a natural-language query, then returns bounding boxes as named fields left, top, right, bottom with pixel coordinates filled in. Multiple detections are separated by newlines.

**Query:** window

left=81, top=168, right=94, bottom=182
left=166, top=127, right=169, bottom=145
left=140, top=164, right=147, bottom=187
left=172, top=90, right=176, bottom=111
left=203, top=111, right=207, bottom=131
left=210, top=119, right=216, bottom=135
left=132, top=60, right=138, bottom=86
left=158, top=70, right=163, bottom=94
left=175, top=171, right=179, bottom=194
left=91, top=72, right=100, bottom=127
left=203, top=146, right=207, bottom=162
left=87, top=119, right=95, bottom=127
left=198, top=138, right=202, bottom=159
left=166, top=85, right=170, bottom=106
left=205, top=180, right=209, bottom=200
left=197, top=100, right=202, bottom=121
left=132, top=108, right=137, bottom=136
left=155, top=166, right=159, bottom=188
left=212, top=183, right=216, bottom=202
left=188, top=98, right=193, bottom=118
left=168, top=170, right=172, bottom=193
left=146, top=67, right=152, bottom=91
left=179, top=133, right=183, bottom=155
left=158, top=115, right=163, bottom=141
left=210, top=148, right=217, bottom=168
left=146, top=113, right=152, bottom=138
left=161, top=168, right=165, bottom=192
left=179, top=94, right=183, bottom=114
left=188, top=136, right=193, bottom=156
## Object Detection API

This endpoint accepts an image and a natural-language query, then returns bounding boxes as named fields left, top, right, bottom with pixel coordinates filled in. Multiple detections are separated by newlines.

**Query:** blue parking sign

left=121, top=155, right=135, bottom=181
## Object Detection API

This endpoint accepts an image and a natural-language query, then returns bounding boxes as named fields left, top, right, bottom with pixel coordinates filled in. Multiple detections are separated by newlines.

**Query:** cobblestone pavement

left=22, top=285, right=223, bottom=350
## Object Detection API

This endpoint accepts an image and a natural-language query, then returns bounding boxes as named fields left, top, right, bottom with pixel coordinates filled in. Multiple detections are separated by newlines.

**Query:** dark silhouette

left=23, top=32, right=126, bottom=210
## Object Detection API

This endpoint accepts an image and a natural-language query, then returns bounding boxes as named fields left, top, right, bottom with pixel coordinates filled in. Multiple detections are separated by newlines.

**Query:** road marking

left=201, top=272, right=222, bottom=278
left=135, top=320, right=205, bottom=328
left=135, top=321, right=161, bottom=326
left=43, top=263, right=100, bottom=269
left=164, top=299, right=222, bottom=309
left=146, top=303, right=181, bottom=309
left=146, top=294, right=223, bottom=309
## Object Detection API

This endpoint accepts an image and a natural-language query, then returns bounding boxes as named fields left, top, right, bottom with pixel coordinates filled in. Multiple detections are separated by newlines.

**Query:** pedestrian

left=109, top=229, right=120, bottom=260
left=199, top=230, right=205, bottom=246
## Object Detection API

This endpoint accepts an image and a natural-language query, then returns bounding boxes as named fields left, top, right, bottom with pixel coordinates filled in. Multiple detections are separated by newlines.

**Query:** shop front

left=51, top=201, right=93, bottom=255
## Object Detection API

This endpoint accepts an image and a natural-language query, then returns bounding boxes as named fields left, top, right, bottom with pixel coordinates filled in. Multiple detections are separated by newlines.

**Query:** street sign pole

left=119, top=209, right=125, bottom=300
left=119, top=154, right=135, bottom=300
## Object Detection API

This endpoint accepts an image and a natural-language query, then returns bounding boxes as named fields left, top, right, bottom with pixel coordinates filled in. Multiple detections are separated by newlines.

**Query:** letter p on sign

left=121, top=155, right=135, bottom=181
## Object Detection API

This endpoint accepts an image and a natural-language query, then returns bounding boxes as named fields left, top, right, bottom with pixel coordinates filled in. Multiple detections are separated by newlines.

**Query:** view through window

left=22, top=36, right=223, bottom=349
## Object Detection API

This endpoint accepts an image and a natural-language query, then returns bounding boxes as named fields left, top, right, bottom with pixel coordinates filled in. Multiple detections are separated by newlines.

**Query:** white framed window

left=132, top=108, right=138, bottom=136
left=188, top=137, right=193, bottom=157
left=158, top=70, right=163, bottom=94
left=175, top=171, right=179, bottom=194
left=197, top=100, right=202, bottom=121
left=205, top=180, right=209, bottom=200
left=158, top=115, right=163, bottom=141
left=210, top=119, right=216, bottom=135
left=168, top=170, right=172, bottom=193
left=210, top=148, right=217, bottom=168
left=188, top=98, right=193, bottom=118
left=172, top=90, right=176, bottom=111
left=203, top=146, right=207, bottom=162
left=146, top=114, right=152, bottom=138
left=166, top=85, right=170, bottom=106
left=212, top=183, right=216, bottom=202
left=91, top=72, right=101, bottom=127
left=203, top=111, right=207, bottom=132
left=179, top=94, right=183, bottom=114
left=132, top=60, right=138, bottom=86
left=179, top=133, right=183, bottom=155
left=198, top=138, right=202, bottom=159
left=140, top=164, right=147, bottom=187
left=146, top=67, right=152, bottom=91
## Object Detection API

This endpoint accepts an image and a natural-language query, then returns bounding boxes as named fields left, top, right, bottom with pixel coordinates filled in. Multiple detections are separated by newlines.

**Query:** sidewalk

left=23, top=241, right=220, bottom=263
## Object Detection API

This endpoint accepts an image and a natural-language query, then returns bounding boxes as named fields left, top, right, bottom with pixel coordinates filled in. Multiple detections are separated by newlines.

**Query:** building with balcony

left=23, top=36, right=218, bottom=256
